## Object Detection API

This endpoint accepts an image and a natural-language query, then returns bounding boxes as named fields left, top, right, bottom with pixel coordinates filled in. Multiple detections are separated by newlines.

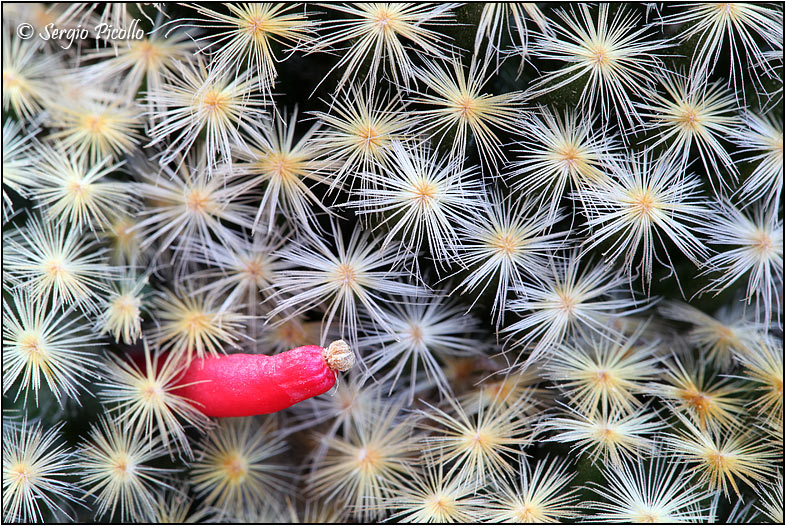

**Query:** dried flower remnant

left=175, top=340, right=355, bottom=417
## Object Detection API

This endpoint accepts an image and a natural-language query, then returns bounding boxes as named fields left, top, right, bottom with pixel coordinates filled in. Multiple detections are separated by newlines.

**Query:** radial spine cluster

left=1, top=2, right=783, bottom=524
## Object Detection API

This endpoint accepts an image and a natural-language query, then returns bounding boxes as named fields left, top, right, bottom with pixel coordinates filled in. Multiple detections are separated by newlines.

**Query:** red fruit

left=176, top=341, right=354, bottom=418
